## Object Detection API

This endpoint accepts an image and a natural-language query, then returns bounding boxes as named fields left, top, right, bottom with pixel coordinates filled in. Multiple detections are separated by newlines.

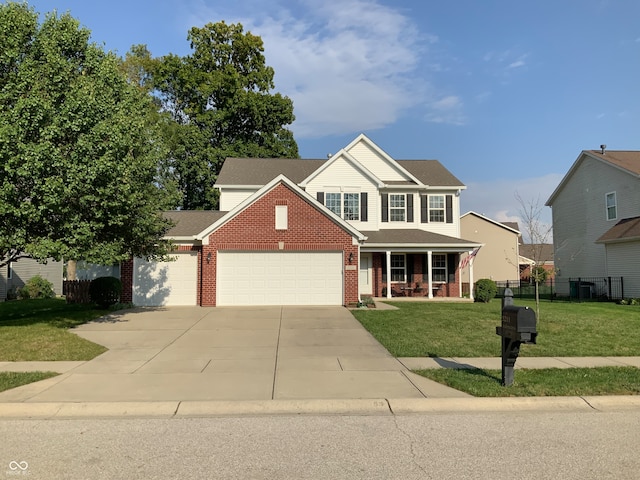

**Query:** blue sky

left=24, top=0, right=640, bottom=230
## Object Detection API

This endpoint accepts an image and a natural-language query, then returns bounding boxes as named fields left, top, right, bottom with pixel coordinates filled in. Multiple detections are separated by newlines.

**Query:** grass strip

left=415, top=366, right=640, bottom=397
left=0, top=371, right=59, bottom=393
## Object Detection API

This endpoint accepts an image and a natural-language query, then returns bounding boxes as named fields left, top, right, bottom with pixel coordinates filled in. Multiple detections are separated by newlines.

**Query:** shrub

left=474, top=278, right=497, bottom=303
left=89, top=276, right=122, bottom=308
left=18, top=275, right=55, bottom=300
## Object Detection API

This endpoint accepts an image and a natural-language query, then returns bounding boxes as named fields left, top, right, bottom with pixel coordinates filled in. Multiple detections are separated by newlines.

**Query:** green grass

left=352, top=300, right=640, bottom=357
left=416, top=367, right=640, bottom=397
left=0, top=371, right=59, bottom=393
left=0, top=298, right=108, bottom=361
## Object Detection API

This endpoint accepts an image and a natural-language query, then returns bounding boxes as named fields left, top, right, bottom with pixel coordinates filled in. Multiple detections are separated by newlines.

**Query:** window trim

left=390, top=254, right=406, bottom=283
left=323, top=190, right=360, bottom=221
left=275, top=205, right=288, bottom=230
left=605, top=191, right=617, bottom=221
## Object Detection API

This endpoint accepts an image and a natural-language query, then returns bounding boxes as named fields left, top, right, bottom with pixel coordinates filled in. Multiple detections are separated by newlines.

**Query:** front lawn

left=0, top=298, right=108, bottom=361
left=351, top=300, right=640, bottom=357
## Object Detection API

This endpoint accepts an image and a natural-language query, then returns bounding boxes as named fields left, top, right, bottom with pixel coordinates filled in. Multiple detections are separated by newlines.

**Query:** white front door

left=359, top=253, right=372, bottom=295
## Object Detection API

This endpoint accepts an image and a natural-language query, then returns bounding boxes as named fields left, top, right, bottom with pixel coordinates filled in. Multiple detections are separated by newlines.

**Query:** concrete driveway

left=0, top=306, right=467, bottom=403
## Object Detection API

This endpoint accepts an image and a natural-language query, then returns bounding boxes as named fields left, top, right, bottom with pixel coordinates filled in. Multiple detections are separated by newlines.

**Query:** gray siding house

left=546, top=148, right=640, bottom=298
left=1, top=257, right=64, bottom=300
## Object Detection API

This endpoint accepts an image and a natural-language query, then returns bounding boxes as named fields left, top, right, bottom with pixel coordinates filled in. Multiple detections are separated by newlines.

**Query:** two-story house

left=118, top=134, right=480, bottom=306
left=546, top=147, right=640, bottom=298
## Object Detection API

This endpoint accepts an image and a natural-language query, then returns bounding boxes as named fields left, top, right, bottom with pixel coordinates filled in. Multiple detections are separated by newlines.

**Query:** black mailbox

left=497, top=305, right=537, bottom=344
left=495, top=289, right=538, bottom=386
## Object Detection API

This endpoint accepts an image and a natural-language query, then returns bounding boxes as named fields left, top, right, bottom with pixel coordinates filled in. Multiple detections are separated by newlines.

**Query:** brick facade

left=202, top=182, right=359, bottom=306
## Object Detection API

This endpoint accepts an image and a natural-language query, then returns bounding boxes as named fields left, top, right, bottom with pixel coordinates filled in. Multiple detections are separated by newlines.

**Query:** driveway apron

left=0, top=306, right=467, bottom=403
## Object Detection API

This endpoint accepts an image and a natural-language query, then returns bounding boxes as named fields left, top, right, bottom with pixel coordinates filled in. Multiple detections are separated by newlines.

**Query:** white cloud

left=185, top=0, right=456, bottom=137
left=424, top=95, right=467, bottom=125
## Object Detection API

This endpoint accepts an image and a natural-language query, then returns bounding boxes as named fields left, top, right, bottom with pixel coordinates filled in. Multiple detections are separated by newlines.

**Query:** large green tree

left=126, top=21, right=298, bottom=210
left=0, top=2, right=177, bottom=268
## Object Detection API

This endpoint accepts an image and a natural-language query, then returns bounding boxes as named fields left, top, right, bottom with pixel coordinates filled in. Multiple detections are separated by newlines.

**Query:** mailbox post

left=496, top=288, right=537, bottom=386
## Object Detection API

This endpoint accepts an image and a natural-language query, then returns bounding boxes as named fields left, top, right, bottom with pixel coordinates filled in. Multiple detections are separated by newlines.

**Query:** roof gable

left=299, top=148, right=384, bottom=188
left=461, top=211, right=521, bottom=235
left=547, top=150, right=640, bottom=206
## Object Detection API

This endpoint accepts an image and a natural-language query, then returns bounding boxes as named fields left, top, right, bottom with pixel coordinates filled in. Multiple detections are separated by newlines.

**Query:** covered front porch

left=358, top=230, right=481, bottom=301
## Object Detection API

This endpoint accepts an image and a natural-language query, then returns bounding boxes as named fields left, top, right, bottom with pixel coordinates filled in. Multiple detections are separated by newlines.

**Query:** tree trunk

left=67, top=260, right=77, bottom=281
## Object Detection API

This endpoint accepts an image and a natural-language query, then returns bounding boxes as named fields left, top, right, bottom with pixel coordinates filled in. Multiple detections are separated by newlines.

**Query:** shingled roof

left=586, top=150, right=640, bottom=176
left=216, top=157, right=465, bottom=187
left=361, top=229, right=476, bottom=246
left=596, top=216, right=640, bottom=244
left=163, top=210, right=227, bottom=237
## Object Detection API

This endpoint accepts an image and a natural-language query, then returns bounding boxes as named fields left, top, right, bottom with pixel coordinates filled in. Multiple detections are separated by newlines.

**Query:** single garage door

left=133, top=252, right=198, bottom=306
left=217, top=251, right=343, bottom=306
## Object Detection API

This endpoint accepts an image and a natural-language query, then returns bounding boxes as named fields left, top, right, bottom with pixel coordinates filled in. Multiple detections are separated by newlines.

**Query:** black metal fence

left=493, top=277, right=624, bottom=302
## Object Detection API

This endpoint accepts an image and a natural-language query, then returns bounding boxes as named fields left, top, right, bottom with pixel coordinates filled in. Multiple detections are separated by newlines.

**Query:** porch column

left=386, top=250, right=392, bottom=299
left=469, top=256, right=475, bottom=301
left=427, top=251, right=433, bottom=299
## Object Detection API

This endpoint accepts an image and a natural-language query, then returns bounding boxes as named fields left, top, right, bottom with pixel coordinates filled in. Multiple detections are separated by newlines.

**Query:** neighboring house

left=118, top=134, right=480, bottom=306
left=460, top=212, right=521, bottom=282
left=546, top=147, right=640, bottom=298
left=518, top=243, right=555, bottom=281
left=0, top=257, right=64, bottom=300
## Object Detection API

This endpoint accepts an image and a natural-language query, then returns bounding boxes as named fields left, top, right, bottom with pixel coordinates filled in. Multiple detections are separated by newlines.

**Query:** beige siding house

left=546, top=148, right=640, bottom=298
left=460, top=212, right=520, bottom=282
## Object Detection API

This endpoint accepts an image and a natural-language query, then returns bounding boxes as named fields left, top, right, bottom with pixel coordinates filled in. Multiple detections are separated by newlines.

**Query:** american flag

left=459, top=247, right=480, bottom=270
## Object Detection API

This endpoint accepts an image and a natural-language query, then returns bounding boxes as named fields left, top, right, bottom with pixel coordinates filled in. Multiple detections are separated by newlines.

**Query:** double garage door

left=217, top=251, right=343, bottom=306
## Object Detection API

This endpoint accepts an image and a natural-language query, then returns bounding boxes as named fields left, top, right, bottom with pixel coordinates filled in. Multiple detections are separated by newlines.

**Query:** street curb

left=1, top=396, right=639, bottom=419
left=176, top=399, right=392, bottom=416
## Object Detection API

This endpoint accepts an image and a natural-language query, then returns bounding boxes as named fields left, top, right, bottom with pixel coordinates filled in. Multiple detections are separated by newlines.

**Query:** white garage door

left=217, top=251, right=343, bottom=306
left=133, top=252, right=198, bottom=306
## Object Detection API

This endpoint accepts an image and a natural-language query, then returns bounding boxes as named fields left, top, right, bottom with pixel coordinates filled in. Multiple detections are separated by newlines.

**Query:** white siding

left=605, top=242, right=640, bottom=298
left=219, top=188, right=257, bottom=211
left=76, top=262, right=120, bottom=280
left=306, top=156, right=379, bottom=231
left=552, top=156, right=640, bottom=282
left=346, top=141, right=408, bottom=182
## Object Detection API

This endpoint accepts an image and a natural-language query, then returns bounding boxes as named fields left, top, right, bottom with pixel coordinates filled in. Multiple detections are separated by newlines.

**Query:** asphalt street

left=2, top=410, right=639, bottom=479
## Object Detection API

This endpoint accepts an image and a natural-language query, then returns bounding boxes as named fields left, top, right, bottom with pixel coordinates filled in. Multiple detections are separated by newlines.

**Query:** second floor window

left=429, top=195, right=445, bottom=222
left=606, top=192, right=617, bottom=221
left=326, top=193, right=341, bottom=216
left=344, top=193, right=360, bottom=220
left=322, top=192, right=361, bottom=221
left=390, top=194, right=406, bottom=222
